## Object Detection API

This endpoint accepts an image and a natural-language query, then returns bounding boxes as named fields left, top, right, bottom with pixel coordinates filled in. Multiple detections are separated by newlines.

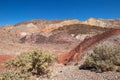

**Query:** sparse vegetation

left=79, top=43, right=120, bottom=72
left=0, top=70, right=33, bottom=80
left=0, top=50, right=56, bottom=80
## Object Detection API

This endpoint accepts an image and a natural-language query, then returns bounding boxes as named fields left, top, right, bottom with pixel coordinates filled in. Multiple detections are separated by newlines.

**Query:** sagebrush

left=0, top=70, right=33, bottom=80
left=0, top=50, right=56, bottom=80
left=79, top=43, right=120, bottom=72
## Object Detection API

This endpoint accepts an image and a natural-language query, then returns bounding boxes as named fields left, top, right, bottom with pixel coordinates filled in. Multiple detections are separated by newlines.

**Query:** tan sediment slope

left=82, top=18, right=120, bottom=28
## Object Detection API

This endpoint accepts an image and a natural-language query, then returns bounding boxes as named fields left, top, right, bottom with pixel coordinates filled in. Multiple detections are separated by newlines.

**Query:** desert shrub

left=0, top=50, right=56, bottom=80
left=79, top=43, right=120, bottom=72
left=6, top=50, right=56, bottom=75
left=0, top=70, right=33, bottom=80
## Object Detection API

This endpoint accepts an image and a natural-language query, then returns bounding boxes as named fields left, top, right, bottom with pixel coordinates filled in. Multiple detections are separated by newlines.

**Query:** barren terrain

left=0, top=18, right=120, bottom=80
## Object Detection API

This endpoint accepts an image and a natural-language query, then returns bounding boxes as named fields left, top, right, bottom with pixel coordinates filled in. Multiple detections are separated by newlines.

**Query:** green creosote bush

left=79, top=43, right=120, bottom=72
left=0, top=50, right=56, bottom=80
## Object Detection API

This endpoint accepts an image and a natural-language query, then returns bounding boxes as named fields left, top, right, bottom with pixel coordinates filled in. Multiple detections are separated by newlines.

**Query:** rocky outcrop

left=14, top=20, right=63, bottom=28
left=20, top=33, right=47, bottom=43
left=49, top=32, right=78, bottom=44
left=83, top=18, right=107, bottom=27
left=40, top=19, right=81, bottom=32
left=20, top=32, right=78, bottom=44
left=83, top=18, right=120, bottom=28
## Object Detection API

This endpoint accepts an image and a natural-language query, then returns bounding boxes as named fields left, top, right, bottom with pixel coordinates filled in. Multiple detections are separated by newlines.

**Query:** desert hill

left=0, top=18, right=120, bottom=55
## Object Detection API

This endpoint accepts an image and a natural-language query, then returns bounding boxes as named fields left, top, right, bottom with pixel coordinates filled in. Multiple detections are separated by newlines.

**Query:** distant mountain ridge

left=1, top=18, right=120, bottom=29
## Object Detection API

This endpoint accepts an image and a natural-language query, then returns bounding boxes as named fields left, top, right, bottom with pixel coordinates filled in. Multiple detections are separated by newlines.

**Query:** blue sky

left=0, top=0, right=120, bottom=26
